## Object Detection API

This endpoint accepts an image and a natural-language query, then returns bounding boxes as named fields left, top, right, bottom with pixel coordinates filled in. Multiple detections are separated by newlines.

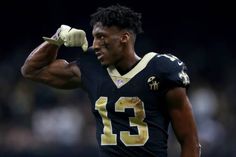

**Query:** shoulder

left=148, top=52, right=190, bottom=87
left=76, top=49, right=97, bottom=63
left=75, top=49, right=107, bottom=74
left=154, top=53, right=185, bottom=70
left=147, top=53, right=186, bottom=72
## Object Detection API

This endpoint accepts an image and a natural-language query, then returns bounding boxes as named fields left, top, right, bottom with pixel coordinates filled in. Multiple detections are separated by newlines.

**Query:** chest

left=91, top=69, right=165, bottom=115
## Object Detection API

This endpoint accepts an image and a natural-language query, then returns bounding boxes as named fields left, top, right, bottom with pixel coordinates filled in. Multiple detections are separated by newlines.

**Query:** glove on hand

left=43, top=25, right=88, bottom=51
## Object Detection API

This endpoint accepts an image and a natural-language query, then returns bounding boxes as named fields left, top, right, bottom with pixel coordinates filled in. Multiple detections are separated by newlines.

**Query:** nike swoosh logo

left=178, top=61, right=183, bottom=66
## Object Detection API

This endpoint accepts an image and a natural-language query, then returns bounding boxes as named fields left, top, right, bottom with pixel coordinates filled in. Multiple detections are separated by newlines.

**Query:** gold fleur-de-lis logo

left=178, top=70, right=190, bottom=85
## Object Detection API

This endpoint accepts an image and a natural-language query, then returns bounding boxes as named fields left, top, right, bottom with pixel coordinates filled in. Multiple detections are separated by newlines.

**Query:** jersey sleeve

left=155, top=53, right=190, bottom=91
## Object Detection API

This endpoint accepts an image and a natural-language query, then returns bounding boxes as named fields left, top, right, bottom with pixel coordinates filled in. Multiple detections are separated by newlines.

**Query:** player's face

left=92, top=22, right=125, bottom=66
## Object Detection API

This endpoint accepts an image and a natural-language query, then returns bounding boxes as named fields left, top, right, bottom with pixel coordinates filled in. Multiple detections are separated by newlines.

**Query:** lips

left=97, top=55, right=103, bottom=61
left=95, top=51, right=104, bottom=61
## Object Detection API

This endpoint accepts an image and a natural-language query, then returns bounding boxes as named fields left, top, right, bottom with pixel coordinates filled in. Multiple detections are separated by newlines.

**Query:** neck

left=115, top=50, right=140, bottom=75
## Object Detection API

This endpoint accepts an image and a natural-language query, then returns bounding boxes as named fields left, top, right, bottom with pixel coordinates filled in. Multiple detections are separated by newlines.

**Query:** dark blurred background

left=0, top=0, right=235, bottom=157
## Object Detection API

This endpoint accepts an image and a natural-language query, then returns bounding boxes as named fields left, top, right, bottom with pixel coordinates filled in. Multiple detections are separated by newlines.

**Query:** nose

left=92, top=39, right=100, bottom=52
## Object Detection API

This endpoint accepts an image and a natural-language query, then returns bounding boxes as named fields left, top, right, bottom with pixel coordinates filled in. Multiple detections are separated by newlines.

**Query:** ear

left=120, top=32, right=130, bottom=43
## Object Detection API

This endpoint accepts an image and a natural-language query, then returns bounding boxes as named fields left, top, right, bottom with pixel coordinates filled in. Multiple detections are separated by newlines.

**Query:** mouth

left=95, top=51, right=104, bottom=61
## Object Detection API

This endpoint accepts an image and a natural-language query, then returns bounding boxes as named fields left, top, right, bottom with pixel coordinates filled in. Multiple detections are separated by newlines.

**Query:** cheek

left=103, top=50, right=119, bottom=64
left=103, top=40, right=122, bottom=59
left=106, top=37, right=121, bottom=49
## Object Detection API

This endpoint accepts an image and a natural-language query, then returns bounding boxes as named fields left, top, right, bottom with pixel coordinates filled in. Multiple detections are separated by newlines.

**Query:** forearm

left=21, top=42, right=59, bottom=78
left=179, top=123, right=201, bottom=157
left=180, top=141, right=201, bottom=157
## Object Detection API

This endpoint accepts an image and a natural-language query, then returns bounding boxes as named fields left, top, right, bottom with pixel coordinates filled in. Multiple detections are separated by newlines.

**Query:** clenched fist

left=43, top=25, right=88, bottom=51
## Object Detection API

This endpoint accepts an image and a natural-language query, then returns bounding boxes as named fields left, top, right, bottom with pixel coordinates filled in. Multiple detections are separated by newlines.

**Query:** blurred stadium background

left=0, top=0, right=235, bottom=157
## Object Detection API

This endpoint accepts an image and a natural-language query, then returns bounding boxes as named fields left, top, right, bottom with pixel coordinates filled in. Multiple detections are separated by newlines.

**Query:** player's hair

left=90, top=4, right=143, bottom=35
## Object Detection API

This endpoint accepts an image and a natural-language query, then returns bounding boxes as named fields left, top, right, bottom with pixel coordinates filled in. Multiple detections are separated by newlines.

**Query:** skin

left=92, top=22, right=140, bottom=72
left=21, top=22, right=200, bottom=157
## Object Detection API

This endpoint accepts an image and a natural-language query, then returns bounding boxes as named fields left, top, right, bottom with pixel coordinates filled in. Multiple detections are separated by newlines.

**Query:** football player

left=21, top=4, right=201, bottom=157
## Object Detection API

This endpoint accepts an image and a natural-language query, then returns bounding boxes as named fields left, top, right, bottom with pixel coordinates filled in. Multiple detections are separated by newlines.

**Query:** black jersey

left=76, top=52, right=190, bottom=157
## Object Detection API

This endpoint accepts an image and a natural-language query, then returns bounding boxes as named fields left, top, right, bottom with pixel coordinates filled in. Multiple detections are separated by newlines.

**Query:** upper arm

left=166, top=87, right=199, bottom=145
left=31, top=59, right=82, bottom=89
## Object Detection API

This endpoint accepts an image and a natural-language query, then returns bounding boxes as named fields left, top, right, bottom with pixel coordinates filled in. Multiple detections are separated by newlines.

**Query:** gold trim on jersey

left=107, top=52, right=157, bottom=88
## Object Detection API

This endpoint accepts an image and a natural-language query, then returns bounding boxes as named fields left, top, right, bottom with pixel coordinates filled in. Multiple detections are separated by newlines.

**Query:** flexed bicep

left=32, top=59, right=82, bottom=89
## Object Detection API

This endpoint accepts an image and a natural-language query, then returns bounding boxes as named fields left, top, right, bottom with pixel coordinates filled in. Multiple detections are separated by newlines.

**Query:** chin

left=100, top=59, right=111, bottom=65
left=100, top=61, right=109, bottom=67
left=103, top=63, right=111, bottom=68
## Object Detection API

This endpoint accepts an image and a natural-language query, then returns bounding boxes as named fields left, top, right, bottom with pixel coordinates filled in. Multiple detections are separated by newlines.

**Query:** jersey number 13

left=95, top=97, right=149, bottom=146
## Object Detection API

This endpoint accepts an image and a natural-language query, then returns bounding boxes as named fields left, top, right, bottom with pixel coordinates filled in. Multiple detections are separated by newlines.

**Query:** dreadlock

left=90, top=4, right=143, bottom=35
